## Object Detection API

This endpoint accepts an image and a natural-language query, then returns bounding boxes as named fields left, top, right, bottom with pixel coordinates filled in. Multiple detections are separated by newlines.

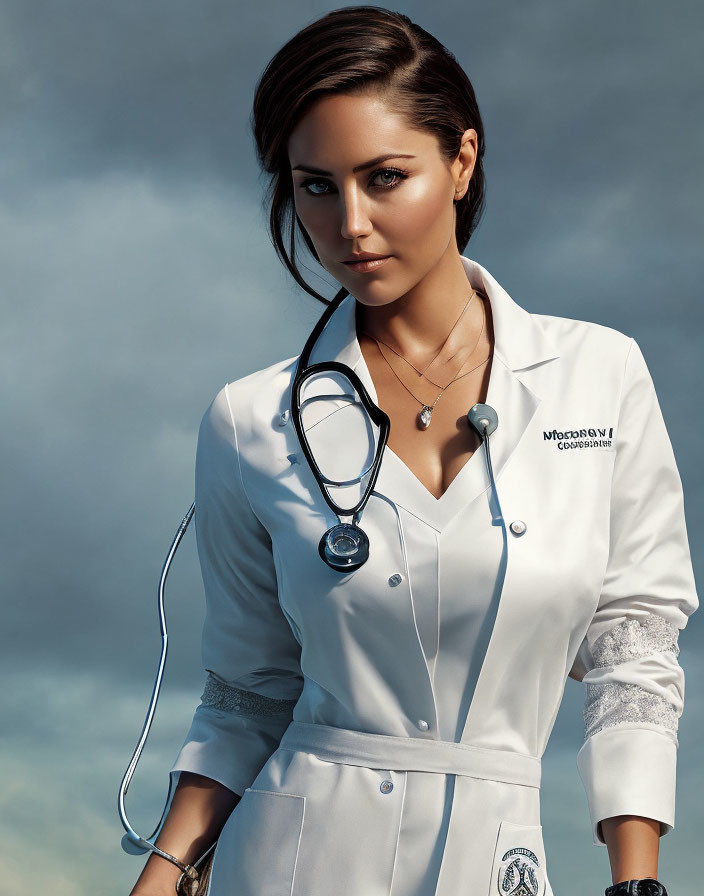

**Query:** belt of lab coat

left=279, top=721, right=541, bottom=789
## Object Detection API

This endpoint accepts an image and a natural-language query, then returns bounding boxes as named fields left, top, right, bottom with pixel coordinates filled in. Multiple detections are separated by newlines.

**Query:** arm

left=166, top=383, right=303, bottom=798
left=130, top=773, right=240, bottom=896
left=601, top=815, right=660, bottom=884
left=568, top=338, right=699, bottom=851
left=129, top=384, right=303, bottom=894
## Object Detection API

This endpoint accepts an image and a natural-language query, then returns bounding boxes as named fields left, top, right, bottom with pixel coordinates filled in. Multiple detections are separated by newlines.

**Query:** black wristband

left=604, top=879, right=668, bottom=896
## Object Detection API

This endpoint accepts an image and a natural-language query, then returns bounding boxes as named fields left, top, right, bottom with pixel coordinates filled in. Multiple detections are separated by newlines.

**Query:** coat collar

left=300, top=255, right=561, bottom=533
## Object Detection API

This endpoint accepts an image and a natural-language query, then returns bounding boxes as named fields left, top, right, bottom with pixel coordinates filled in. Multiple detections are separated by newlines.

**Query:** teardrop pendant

left=419, top=405, right=433, bottom=429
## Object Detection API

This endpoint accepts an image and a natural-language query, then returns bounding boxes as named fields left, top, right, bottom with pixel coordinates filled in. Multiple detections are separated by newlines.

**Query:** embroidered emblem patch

left=496, top=845, right=543, bottom=895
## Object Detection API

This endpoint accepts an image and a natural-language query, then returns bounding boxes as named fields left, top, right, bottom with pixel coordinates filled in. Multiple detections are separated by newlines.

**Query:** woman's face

left=288, top=91, right=477, bottom=307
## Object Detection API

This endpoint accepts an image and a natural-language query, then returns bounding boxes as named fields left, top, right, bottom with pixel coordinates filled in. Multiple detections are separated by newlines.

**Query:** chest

left=246, top=354, right=617, bottom=627
left=358, top=332, right=493, bottom=502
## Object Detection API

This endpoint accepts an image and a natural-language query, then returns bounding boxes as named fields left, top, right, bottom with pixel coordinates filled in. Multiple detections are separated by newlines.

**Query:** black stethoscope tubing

left=291, top=288, right=391, bottom=520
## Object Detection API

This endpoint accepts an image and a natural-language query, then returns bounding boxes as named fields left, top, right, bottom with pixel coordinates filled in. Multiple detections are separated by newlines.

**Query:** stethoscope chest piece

left=319, top=522, right=370, bottom=572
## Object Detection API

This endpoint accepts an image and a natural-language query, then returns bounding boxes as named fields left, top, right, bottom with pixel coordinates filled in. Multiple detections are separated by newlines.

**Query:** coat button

left=388, top=573, right=403, bottom=586
left=380, top=780, right=393, bottom=794
left=509, top=519, right=527, bottom=536
left=417, top=719, right=429, bottom=731
left=279, top=409, right=290, bottom=426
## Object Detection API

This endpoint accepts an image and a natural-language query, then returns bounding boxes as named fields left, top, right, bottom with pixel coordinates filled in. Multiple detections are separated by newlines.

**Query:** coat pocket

left=207, top=787, right=305, bottom=896
left=488, top=820, right=549, bottom=896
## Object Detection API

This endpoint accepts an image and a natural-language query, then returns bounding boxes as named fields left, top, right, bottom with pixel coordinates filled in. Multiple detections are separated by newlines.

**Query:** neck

left=355, top=252, right=482, bottom=363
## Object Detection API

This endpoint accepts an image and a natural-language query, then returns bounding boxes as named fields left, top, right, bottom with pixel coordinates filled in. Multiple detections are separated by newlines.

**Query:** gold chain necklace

left=369, top=290, right=476, bottom=377
left=364, top=299, right=490, bottom=429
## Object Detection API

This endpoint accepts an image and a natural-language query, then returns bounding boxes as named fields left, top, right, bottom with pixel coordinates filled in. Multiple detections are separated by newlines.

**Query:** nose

left=339, top=184, right=373, bottom=241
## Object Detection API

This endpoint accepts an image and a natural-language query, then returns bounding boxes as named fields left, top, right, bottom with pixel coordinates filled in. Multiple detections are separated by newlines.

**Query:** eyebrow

left=291, top=153, right=416, bottom=176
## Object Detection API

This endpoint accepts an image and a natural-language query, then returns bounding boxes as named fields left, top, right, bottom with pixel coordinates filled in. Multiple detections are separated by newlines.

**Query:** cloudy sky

left=1, top=2, right=702, bottom=894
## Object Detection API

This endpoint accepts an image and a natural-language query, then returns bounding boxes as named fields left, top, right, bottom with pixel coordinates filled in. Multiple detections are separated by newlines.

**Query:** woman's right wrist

left=129, top=849, right=185, bottom=896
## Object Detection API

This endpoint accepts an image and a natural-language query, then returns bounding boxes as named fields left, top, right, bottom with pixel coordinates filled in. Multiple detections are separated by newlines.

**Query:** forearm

left=130, top=771, right=241, bottom=896
left=600, top=815, right=660, bottom=884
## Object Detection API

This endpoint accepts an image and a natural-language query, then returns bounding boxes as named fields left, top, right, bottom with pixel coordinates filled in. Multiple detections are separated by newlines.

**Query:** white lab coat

left=170, top=255, right=698, bottom=896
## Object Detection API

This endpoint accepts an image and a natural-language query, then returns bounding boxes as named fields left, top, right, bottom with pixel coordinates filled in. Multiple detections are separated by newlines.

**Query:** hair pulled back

left=251, top=6, right=487, bottom=305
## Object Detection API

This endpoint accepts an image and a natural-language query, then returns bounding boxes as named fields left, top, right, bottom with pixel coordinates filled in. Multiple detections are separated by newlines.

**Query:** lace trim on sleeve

left=201, top=672, right=298, bottom=717
left=591, top=612, right=680, bottom=667
left=583, top=613, right=681, bottom=739
left=584, top=682, right=679, bottom=739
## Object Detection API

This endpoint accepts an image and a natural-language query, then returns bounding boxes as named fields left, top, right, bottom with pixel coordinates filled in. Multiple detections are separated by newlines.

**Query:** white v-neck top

left=386, top=457, right=504, bottom=742
left=353, top=314, right=504, bottom=744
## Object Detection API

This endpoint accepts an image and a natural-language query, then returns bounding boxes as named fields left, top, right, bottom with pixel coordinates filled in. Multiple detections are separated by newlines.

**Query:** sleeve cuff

left=169, top=704, right=293, bottom=798
left=576, top=725, right=677, bottom=846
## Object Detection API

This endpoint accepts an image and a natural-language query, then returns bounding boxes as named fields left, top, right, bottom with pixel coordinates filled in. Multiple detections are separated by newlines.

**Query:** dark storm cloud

left=0, top=0, right=317, bottom=190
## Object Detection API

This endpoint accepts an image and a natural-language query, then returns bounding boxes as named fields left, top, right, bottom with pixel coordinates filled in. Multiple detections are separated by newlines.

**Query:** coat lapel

left=304, top=255, right=561, bottom=532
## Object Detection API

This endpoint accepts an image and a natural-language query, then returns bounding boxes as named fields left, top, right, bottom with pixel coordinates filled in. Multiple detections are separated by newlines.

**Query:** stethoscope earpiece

left=467, top=402, right=498, bottom=438
left=121, top=832, right=149, bottom=855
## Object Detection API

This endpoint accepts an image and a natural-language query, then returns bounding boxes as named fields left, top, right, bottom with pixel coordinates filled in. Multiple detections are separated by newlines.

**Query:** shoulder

left=225, top=354, right=299, bottom=411
left=530, top=310, right=642, bottom=397
left=534, top=310, right=634, bottom=363
left=528, top=312, right=662, bottom=419
left=199, top=353, right=300, bottom=454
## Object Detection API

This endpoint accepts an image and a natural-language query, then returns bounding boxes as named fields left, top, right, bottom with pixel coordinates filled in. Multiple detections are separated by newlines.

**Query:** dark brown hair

left=251, top=6, right=487, bottom=306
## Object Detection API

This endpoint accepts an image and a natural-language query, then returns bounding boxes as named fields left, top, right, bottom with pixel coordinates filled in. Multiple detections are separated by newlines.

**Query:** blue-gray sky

left=1, top=2, right=702, bottom=894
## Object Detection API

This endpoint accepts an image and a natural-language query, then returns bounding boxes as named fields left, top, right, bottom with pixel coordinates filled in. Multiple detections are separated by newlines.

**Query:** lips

left=342, top=255, right=392, bottom=273
left=342, top=254, right=390, bottom=264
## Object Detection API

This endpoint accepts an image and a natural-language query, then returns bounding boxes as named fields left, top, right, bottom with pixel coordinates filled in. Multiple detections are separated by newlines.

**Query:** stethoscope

left=117, top=287, right=504, bottom=888
left=291, top=287, right=503, bottom=570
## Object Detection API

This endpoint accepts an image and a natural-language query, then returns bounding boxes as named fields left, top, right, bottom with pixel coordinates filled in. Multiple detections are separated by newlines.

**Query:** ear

left=453, top=128, right=478, bottom=200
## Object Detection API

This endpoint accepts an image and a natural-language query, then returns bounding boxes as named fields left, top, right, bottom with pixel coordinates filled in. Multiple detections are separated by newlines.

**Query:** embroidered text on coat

left=543, top=426, right=613, bottom=450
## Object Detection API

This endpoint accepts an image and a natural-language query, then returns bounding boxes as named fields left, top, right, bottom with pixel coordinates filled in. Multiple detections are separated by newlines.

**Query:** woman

left=129, top=8, right=698, bottom=896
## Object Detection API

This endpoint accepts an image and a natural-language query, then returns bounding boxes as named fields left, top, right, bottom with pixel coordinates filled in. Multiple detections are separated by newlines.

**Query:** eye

left=299, top=167, right=408, bottom=196
left=372, top=168, right=408, bottom=190
left=301, top=179, right=330, bottom=196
